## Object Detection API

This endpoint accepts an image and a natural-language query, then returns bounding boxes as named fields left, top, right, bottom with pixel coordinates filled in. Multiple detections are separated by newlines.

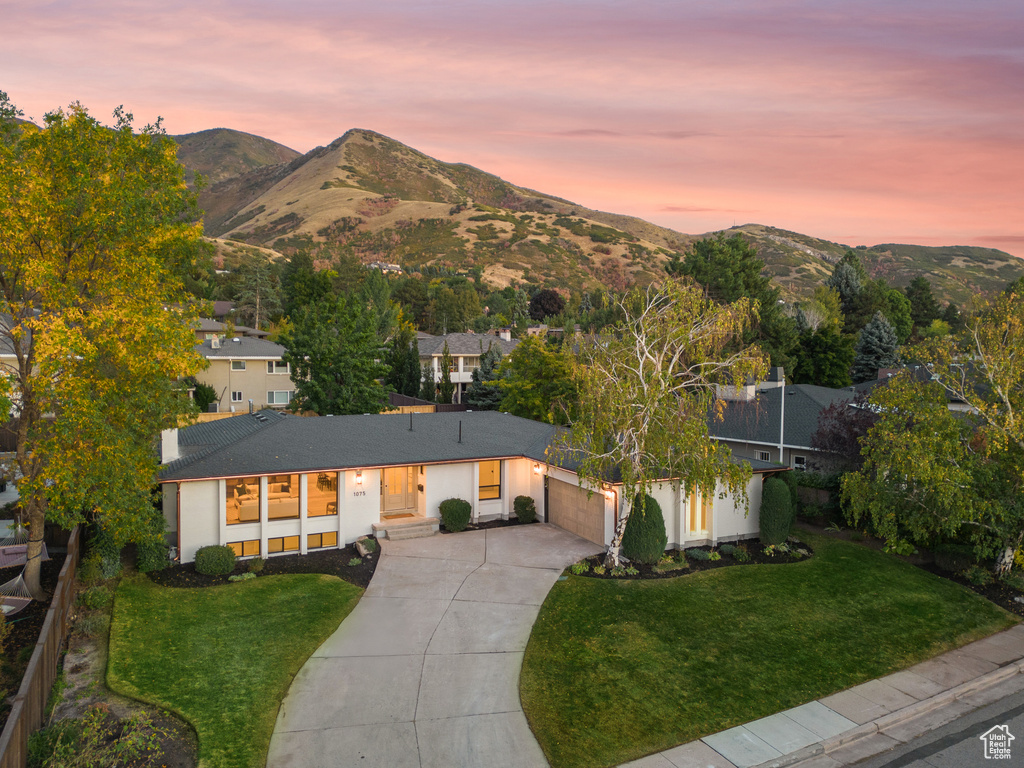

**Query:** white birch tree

left=556, top=279, right=768, bottom=567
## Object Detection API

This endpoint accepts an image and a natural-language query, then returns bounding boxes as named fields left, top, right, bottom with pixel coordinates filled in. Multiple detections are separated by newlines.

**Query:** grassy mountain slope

left=173, top=128, right=300, bottom=185
left=192, top=128, right=1024, bottom=303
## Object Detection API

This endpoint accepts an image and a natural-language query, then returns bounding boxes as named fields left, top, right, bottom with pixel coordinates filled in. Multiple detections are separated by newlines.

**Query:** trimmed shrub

left=195, top=545, right=236, bottom=576
left=248, top=556, right=266, bottom=574
left=137, top=540, right=169, bottom=573
left=514, top=495, right=537, bottom=524
left=760, top=477, right=793, bottom=545
left=621, top=493, right=667, bottom=564
left=439, top=498, right=472, bottom=532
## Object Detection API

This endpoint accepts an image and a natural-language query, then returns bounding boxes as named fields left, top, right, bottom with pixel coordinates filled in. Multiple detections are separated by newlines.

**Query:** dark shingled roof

left=196, top=337, right=285, bottom=359
left=709, top=385, right=861, bottom=449
left=161, top=410, right=780, bottom=484
left=160, top=411, right=558, bottom=482
left=161, top=410, right=291, bottom=474
left=418, top=333, right=518, bottom=357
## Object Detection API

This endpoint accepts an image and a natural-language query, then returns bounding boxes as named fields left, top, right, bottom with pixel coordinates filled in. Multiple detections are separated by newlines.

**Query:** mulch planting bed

left=148, top=544, right=378, bottom=590
left=918, top=564, right=1024, bottom=618
left=440, top=517, right=539, bottom=534
left=0, top=553, right=67, bottom=730
left=571, top=538, right=813, bottom=580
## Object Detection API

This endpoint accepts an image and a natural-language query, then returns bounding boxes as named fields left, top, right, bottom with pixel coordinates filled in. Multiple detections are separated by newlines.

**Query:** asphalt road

left=856, top=688, right=1024, bottom=767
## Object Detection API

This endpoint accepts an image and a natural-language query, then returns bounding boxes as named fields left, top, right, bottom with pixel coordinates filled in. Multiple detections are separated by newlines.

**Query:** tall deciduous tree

left=280, top=297, right=388, bottom=415
left=842, top=288, right=1024, bottom=569
left=0, top=100, right=205, bottom=597
left=558, top=279, right=768, bottom=566
left=498, top=335, right=577, bottom=425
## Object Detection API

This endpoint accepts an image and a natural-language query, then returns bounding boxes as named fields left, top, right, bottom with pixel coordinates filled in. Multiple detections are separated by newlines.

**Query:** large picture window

left=266, top=474, right=299, bottom=520
left=307, top=473, right=338, bottom=517
left=479, top=460, right=501, bottom=500
left=267, top=360, right=290, bottom=374
left=226, top=477, right=260, bottom=525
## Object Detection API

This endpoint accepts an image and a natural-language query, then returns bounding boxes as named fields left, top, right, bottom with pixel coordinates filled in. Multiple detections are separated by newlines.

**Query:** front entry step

left=372, top=516, right=440, bottom=541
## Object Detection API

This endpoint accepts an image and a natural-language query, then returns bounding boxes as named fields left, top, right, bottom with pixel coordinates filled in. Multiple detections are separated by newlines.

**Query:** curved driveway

left=267, top=524, right=603, bottom=768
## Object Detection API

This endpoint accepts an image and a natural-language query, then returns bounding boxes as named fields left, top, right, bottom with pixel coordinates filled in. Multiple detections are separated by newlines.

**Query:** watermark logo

left=980, top=725, right=1014, bottom=760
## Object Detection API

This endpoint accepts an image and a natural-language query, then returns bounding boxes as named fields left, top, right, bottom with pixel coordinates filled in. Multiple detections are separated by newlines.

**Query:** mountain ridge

left=179, top=128, right=1024, bottom=305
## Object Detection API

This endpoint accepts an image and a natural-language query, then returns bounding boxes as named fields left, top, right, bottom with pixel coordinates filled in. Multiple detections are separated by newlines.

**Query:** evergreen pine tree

left=852, top=312, right=899, bottom=384
left=465, top=345, right=504, bottom=410
left=419, top=362, right=436, bottom=402
left=403, top=338, right=422, bottom=397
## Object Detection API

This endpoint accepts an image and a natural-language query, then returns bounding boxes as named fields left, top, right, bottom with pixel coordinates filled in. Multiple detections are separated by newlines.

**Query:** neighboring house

left=195, top=337, right=294, bottom=412
left=194, top=318, right=269, bottom=341
left=158, top=410, right=775, bottom=564
left=418, top=333, right=519, bottom=403
left=711, top=372, right=865, bottom=470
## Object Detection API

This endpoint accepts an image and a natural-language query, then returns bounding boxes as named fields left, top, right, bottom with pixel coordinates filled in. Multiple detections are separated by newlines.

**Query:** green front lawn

left=520, top=530, right=1017, bottom=768
left=108, top=573, right=361, bottom=768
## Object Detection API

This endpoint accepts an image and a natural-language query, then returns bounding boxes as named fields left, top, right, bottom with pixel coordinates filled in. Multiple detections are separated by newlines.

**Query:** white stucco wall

left=342, top=469, right=381, bottom=543
left=424, top=462, right=475, bottom=519
left=177, top=480, right=221, bottom=564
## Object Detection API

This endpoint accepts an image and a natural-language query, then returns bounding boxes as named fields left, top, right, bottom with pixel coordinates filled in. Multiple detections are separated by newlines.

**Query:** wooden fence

left=0, top=526, right=81, bottom=768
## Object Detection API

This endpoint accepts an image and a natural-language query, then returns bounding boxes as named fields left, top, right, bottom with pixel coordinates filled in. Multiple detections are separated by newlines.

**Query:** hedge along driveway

left=108, top=573, right=362, bottom=768
left=520, top=530, right=1018, bottom=768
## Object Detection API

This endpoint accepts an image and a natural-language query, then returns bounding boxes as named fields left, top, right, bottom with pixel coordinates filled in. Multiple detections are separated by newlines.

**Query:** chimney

left=757, top=367, right=786, bottom=391
left=161, top=428, right=179, bottom=464
left=211, top=336, right=221, bottom=349
left=499, top=328, right=511, bottom=341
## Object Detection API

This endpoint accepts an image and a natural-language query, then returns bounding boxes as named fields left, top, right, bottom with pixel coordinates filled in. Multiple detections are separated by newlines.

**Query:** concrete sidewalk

left=266, top=523, right=602, bottom=768
left=621, top=624, right=1024, bottom=768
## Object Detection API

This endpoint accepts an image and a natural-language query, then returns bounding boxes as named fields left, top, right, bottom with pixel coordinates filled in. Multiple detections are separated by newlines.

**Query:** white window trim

left=231, top=391, right=243, bottom=403
left=267, top=390, right=294, bottom=405
left=231, top=360, right=246, bottom=371
left=756, top=450, right=771, bottom=462
left=267, top=361, right=290, bottom=375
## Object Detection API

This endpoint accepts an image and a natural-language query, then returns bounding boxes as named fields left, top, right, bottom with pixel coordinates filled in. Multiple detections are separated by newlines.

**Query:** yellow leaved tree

left=0, top=95, right=205, bottom=597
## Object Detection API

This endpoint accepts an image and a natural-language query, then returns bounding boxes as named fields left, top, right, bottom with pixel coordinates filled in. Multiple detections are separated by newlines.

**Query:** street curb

left=752, top=662, right=1024, bottom=768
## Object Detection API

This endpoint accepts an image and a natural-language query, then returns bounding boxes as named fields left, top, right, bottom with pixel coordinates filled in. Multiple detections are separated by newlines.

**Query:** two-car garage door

left=547, top=478, right=606, bottom=546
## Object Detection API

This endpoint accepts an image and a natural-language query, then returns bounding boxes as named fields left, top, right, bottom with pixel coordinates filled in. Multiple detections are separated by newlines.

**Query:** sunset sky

left=4, top=0, right=1023, bottom=256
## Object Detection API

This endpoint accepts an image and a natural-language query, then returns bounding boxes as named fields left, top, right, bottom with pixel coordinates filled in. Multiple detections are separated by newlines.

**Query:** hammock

left=0, top=525, right=49, bottom=569
left=0, top=570, right=32, bottom=616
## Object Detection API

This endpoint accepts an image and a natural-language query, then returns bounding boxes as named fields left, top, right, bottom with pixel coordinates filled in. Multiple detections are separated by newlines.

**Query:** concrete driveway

left=267, top=523, right=603, bottom=768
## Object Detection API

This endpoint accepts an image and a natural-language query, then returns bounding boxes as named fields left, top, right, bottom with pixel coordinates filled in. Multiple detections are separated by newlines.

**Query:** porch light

left=604, top=487, right=614, bottom=500
left=533, top=463, right=541, bottom=475
left=356, top=471, right=363, bottom=485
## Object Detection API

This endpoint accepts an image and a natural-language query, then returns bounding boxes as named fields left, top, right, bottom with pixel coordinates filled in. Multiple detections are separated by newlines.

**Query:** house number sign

left=352, top=490, right=366, bottom=497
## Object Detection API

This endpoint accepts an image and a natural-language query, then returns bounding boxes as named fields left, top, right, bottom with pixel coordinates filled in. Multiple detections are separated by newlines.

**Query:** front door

left=382, top=466, right=417, bottom=515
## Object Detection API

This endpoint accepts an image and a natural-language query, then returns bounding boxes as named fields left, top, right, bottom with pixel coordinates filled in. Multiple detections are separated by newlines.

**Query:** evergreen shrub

left=760, top=477, right=793, bottom=545
left=195, top=545, right=236, bottom=576
left=514, top=495, right=537, bottom=524
left=439, top=498, right=472, bottom=532
left=621, top=493, right=667, bottom=564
